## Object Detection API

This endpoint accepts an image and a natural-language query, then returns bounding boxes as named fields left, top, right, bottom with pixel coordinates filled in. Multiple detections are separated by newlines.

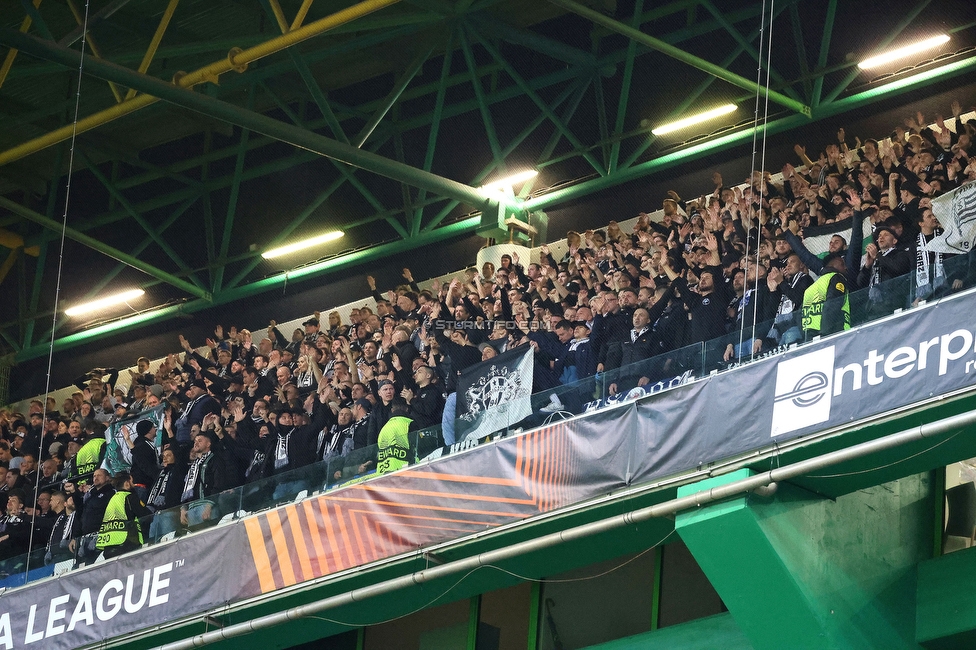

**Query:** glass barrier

left=4, top=259, right=976, bottom=588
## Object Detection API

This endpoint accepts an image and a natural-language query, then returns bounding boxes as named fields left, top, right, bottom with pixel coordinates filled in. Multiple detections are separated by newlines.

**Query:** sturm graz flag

left=455, top=345, right=534, bottom=442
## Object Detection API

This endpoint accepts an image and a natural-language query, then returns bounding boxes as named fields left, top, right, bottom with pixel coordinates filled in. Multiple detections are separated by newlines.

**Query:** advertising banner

left=0, top=525, right=259, bottom=649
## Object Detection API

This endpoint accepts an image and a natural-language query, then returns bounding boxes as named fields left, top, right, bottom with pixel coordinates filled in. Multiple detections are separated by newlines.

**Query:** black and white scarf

left=182, top=451, right=212, bottom=502
left=915, top=229, right=946, bottom=293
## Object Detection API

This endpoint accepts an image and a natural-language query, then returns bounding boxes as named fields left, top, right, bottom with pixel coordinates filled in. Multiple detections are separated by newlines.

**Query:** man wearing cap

left=96, top=472, right=150, bottom=558
left=174, top=378, right=221, bottom=451
left=121, top=419, right=161, bottom=504
left=859, top=224, right=912, bottom=318
left=302, top=316, right=321, bottom=345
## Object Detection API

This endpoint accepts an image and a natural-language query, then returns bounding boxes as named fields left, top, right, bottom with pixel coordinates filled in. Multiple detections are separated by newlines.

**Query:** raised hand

left=366, top=275, right=376, bottom=290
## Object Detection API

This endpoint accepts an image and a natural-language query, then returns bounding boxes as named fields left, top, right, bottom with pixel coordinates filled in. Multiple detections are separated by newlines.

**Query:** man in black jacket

left=122, top=419, right=161, bottom=504
left=858, top=226, right=912, bottom=318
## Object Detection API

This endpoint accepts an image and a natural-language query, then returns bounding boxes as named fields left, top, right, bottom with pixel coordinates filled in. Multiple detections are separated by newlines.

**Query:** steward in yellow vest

left=96, top=472, right=151, bottom=558
left=801, top=263, right=851, bottom=340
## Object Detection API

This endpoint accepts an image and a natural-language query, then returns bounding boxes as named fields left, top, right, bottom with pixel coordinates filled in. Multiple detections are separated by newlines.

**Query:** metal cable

left=25, top=0, right=92, bottom=578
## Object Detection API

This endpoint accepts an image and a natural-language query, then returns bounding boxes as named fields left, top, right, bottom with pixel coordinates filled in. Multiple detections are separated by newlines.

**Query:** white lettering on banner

left=771, top=346, right=836, bottom=436
left=0, top=613, right=10, bottom=650
left=45, top=594, right=70, bottom=637
left=24, top=605, right=43, bottom=644
left=0, top=561, right=176, bottom=645
left=772, top=323, right=976, bottom=437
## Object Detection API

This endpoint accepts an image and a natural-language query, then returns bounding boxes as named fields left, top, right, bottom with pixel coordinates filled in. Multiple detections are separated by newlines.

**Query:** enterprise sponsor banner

left=631, top=291, right=976, bottom=483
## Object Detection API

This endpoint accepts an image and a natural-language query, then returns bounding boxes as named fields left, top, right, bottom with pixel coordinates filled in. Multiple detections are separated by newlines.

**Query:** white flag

left=928, top=181, right=976, bottom=254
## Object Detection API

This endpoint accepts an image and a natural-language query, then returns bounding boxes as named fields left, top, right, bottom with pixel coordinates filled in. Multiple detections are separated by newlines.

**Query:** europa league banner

left=455, top=345, right=534, bottom=442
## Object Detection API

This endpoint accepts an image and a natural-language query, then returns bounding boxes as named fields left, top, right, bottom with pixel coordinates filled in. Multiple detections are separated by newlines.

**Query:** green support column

left=675, top=469, right=931, bottom=650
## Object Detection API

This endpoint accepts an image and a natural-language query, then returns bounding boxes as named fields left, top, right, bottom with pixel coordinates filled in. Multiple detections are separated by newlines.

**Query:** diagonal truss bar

left=698, top=0, right=803, bottom=102
left=0, top=0, right=42, bottom=90
left=820, top=0, right=933, bottom=106
left=467, top=23, right=607, bottom=176
left=608, top=0, right=645, bottom=174
left=291, top=0, right=315, bottom=31
left=788, top=3, right=812, bottom=101
left=810, top=0, right=837, bottom=108
left=289, top=50, right=349, bottom=144
left=620, top=12, right=780, bottom=170
left=413, top=28, right=455, bottom=236
left=354, top=44, right=434, bottom=148
left=35, top=198, right=197, bottom=344
left=58, top=0, right=134, bottom=47
left=77, top=149, right=207, bottom=290
left=467, top=15, right=596, bottom=68
left=63, top=0, right=124, bottom=103
left=457, top=25, right=505, bottom=171
left=547, top=0, right=811, bottom=116
left=0, top=28, right=492, bottom=211
left=0, top=0, right=402, bottom=166
left=213, top=94, right=254, bottom=293
left=125, top=0, right=179, bottom=100
left=422, top=79, right=582, bottom=233
left=0, top=195, right=211, bottom=300
left=224, top=136, right=394, bottom=290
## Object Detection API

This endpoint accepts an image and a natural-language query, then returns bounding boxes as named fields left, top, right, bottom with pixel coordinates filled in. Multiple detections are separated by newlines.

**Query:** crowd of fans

left=1, top=99, right=976, bottom=572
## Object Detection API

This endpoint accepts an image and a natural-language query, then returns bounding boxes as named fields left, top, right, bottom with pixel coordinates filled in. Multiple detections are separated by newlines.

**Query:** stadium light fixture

left=858, top=34, right=951, bottom=69
left=65, top=289, right=145, bottom=316
left=262, top=230, right=345, bottom=259
left=479, top=170, right=539, bottom=195
left=651, top=104, right=738, bottom=136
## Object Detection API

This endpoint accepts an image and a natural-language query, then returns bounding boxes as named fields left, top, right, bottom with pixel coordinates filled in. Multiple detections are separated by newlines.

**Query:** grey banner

left=0, top=523, right=259, bottom=650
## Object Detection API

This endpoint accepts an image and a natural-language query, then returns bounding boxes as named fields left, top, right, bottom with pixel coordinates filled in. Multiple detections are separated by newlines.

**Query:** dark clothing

left=129, top=436, right=161, bottom=488
left=80, top=483, right=115, bottom=536
left=364, top=401, right=394, bottom=449
left=174, top=393, right=221, bottom=446
left=672, top=272, right=732, bottom=344
left=259, top=400, right=332, bottom=477
left=408, top=385, right=445, bottom=430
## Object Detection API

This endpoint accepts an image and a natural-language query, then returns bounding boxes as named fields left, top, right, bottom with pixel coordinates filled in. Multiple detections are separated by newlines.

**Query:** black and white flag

left=928, top=181, right=976, bottom=254
left=455, top=345, right=534, bottom=442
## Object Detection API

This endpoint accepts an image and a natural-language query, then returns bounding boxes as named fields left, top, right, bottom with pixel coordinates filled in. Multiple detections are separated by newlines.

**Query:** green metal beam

left=698, top=0, right=803, bottom=103
left=620, top=11, right=781, bottom=170
left=810, top=0, right=837, bottom=108
left=788, top=3, right=812, bottom=102
left=422, top=79, right=582, bottom=233
left=413, top=28, right=455, bottom=236
left=524, top=53, right=976, bottom=211
left=0, top=28, right=494, bottom=214
left=77, top=150, right=207, bottom=291
left=608, top=0, right=644, bottom=174
left=14, top=216, right=483, bottom=362
left=547, top=0, right=811, bottom=117
left=467, top=23, right=606, bottom=176
left=354, top=44, right=434, bottom=148
left=0, top=195, right=212, bottom=300
left=457, top=25, right=505, bottom=172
